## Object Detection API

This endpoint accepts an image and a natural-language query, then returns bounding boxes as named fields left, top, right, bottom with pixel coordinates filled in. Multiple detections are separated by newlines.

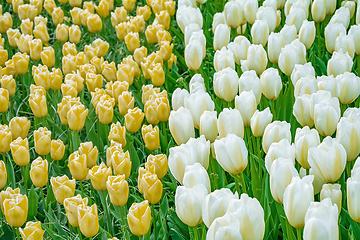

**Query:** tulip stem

left=101, top=191, right=111, bottom=235
left=296, top=228, right=302, bottom=240
left=316, top=22, right=321, bottom=58
left=238, top=172, right=247, bottom=194
left=151, top=204, right=156, bottom=240
left=119, top=206, right=126, bottom=234
left=57, top=161, right=61, bottom=175
left=21, top=165, right=28, bottom=195
left=77, top=227, right=82, bottom=240
left=193, top=226, right=200, bottom=240
left=357, top=54, right=360, bottom=77
left=40, top=187, right=46, bottom=206
left=80, top=181, right=85, bottom=198
left=16, top=227, right=20, bottom=240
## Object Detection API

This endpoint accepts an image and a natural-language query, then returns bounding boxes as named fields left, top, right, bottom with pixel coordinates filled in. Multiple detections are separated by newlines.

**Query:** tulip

left=141, top=125, right=160, bottom=151
left=107, top=122, right=126, bottom=148
left=30, top=157, right=48, bottom=188
left=106, top=141, right=123, bottom=167
left=20, top=19, right=33, bottom=36
left=169, top=107, right=195, bottom=145
left=182, top=163, right=210, bottom=193
left=111, top=7, right=127, bottom=27
left=148, top=63, right=165, bottom=87
left=313, top=97, right=340, bottom=136
left=68, top=151, right=88, bottom=180
left=78, top=142, right=98, bottom=168
left=243, top=44, right=268, bottom=75
left=105, top=175, right=128, bottom=207
left=96, top=99, right=115, bottom=125
left=349, top=25, right=360, bottom=55
left=51, top=175, right=76, bottom=206
left=0, top=13, right=13, bottom=34
left=228, top=36, right=250, bottom=65
left=3, top=60, right=15, bottom=76
left=144, top=24, right=159, bottom=44
left=317, top=75, right=340, bottom=98
left=87, top=14, right=102, bottom=33
left=184, top=92, right=215, bottom=129
left=293, top=94, right=314, bottom=127
left=51, top=139, right=65, bottom=161
left=124, top=32, right=140, bottom=52
left=244, top=0, right=258, bottom=24
left=13, top=52, right=29, bottom=75
left=212, top=12, right=227, bottom=33
left=96, top=0, right=109, bottom=18
left=251, top=20, right=269, bottom=47
left=9, top=117, right=30, bottom=141
left=303, top=198, right=339, bottom=240
left=185, top=23, right=202, bottom=46
left=265, top=139, right=295, bottom=174
left=0, top=160, right=6, bottom=189
left=206, top=212, right=241, bottom=240
left=336, top=117, right=360, bottom=161
left=184, top=38, right=204, bottom=71
left=0, top=88, right=8, bottom=113
left=19, top=221, right=44, bottom=240
left=52, top=7, right=64, bottom=25
left=0, top=76, right=15, bottom=97
left=224, top=1, right=244, bottom=28
left=0, top=187, right=20, bottom=214
left=320, top=184, right=342, bottom=214
left=308, top=136, right=346, bottom=182
left=262, top=121, right=291, bottom=154
left=9, top=137, right=29, bottom=166
left=134, top=46, right=147, bottom=65
left=202, top=188, right=238, bottom=228
left=278, top=44, right=300, bottom=76
left=214, top=24, right=230, bottom=51
left=83, top=1, right=96, bottom=13
left=64, top=194, right=88, bottom=228
left=267, top=32, right=285, bottom=64
left=77, top=203, right=99, bottom=238
left=260, top=68, right=282, bottom=100
left=335, top=33, right=355, bottom=59
left=124, top=107, right=144, bottom=133
left=199, top=111, right=218, bottom=142
left=250, top=108, right=273, bottom=137
left=140, top=172, right=163, bottom=204
left=6, top=29, right=20, bottom=48
left=127, top=200, right=152, bottom=236
left=189, top=74, right=206, bottom=94
left=89, top=162, right=112, bottom=191
left=70, top=8, right=82, bottom=25
left=294, top=76, right=318, bottom=97
left=213, top=67, right=238, bottom=102
left=105, top=81, right=129, bottom=104
left=336, top=72, right=360, bottom=104
left=62, top=42, right=77, bottom=56
left=3, top=194, right=28, bottom=227
left=214, top=133, right=248, bottom=175
left=171, top=88, right=189, bottom=111
left=41, top=47, right=55, bottom=68
left=299, top=20, right=316, bottom=50
left=67, top=104, right=88, bottom=131
left=238, top=70, right=262, bottom=104
left=347, top=170, right=360, bottom=222
left=101, top=61, right=116, bottom=82
left=34, top=127, right=51, bottom=156
left=28, top=39, right=42, bottom=62
left=294, top=126, right=320, bottom=169
left=330, top=7, right=350, bottom=29
left=55, top=24, right=69, bottom=43
left=61, top=83, right=77, bottom=98
left=111, top=150, right=131, bottom=178
left=176, top=5, right=203, bottom=33
left=312, top=0, right=326, bottom=22
left=175, top=184, right=208, bottom=226
left=0, top=47, right=8, bottom=67
left=325, top=23, right=346, bottom=54
left=218, top=108, right=244, bottom=139
left=214, top=47, right=235, bottom=73
left=146, top=154, right=168, bottom=180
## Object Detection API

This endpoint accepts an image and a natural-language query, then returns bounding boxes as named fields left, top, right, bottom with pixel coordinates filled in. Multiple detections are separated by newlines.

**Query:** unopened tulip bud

left=3, top=194, right=28, bottom=227
left=77, top=203, right=99, bottom=238
left=127, top=200, right=152, bottom=236
left=87, top=14, right=102, bottom=33
left=251, top=20, right=269, bottom=46
left=10, top=137, right=29, bottom=166
left=169, top=107, right=195, bottom=145
left=106, top=175, right=129, bottom=207
left=299, top=20, right=316, bottom=49
left=336, top=72, right=360, bottom=104
left=29, top=39, right=43, bottom=61
left=67, top=104, right=88, bottom=131
left=325, top=23, right=346, bottom=54
left=52, top=7, right=64, bottom=25
left=51, top=175, right=76, bottom=205
left=214, top=24, right=230, bottom=51
left=260, top=68, right=282, bottom=100
left=0, top=75, right=15, bottom=97
left=51, top=139, right=65, bottom=161
left=20, top=19, right=33, bottom=36
left=89, top=162, right=112, bottom=191
left=263, top=121, right=291, bottom=154
left=30, top=157, right=48, bottom=187
left=125, top=32, right=140, bottom=52
left=320, top=183, right=342, bottom=214
left=125, top=107, right=144, bottom=132
left=41, top=46, right=55, bottom=67
left=64, top=194, right=88, bottom=227
left=101, top=61, right=117, bottom=82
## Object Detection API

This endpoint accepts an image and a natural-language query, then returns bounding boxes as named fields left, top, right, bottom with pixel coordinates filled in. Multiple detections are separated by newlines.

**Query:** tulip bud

left=184, top=92, right=215, bottom=129
left=325, top=23, right=346, bottom=54
left=213, top=47, right=235, bottom=73
left=13, top=52, right=30, bottom=75
left=68, top=151, right=88, bottom=180
left=3, top=60, right=15, bottom=77
left=19, top=221, right=44, bottom=240
left=283, top=175, right=314, bottom=228
left=96, top=0, right=109, bottom=18
left=260, top=68, right=282, bottom=100
left=213, top=67, right=238, bottom=102
left=224, top=1, right=244, bottom=28
left=30, top=157, right=48, bottom=188
left=298, top=20, right=316, bottom=50
left=228, top=36, right=250, bottom=65
left=51, top=175, right=76, bottom=205
left=293, top=94, right=313, bottom=127
left=124, top=107, right=144, bottom=133
left=127, top=200, right=152, bottom=236
left=141, top=125, right=160, bottom=151
left=183, top=162, right=210, bottom=193
left=336, top=117, right=360, bottom=161
left=250, top=108, right=273, bottom=137
left=87, top=14, right=102, bottom=33
left=146, top=154, right=168, bottom=180
left=263, top=121, right=291, bottom=154
left=67, top=104, right=88, bottom=131
left=313, top=97, right=340, bottom=136
left=244, top=0, right=258, bottom=24
left=124, top=32, right=140, bottom=52
left=303, top=198, right=339, bottom=239
left=294, top=126, right=320, bottom=170
left=214, top=133, right=248, bottom=175
left=309, top=136, right=346, bottom=182
left=265, top=139, right=295, bottom=174
left=52, top=7, right=64, bottom=25
left=336, top=72, right=360, bottom=104
left=278, top=44, right=300, bottom=76
left=101, top=61, right=116, bottom=82
left=0, top=160, right=6, bottom=189
left=50, top=139, right=65, bottom=161
left=106, top=175, right=129, bottom=207
left=96, top=98, right=115, bottom=124
left=206, top=212, right=241, bottom=240
left=169, top=107, right=195, bottom=145
left=20, top=19, right=33, bottom=36
left=185, top=38, right=204, bottom=71
left=64, top=194, right=88, bottom=227
left=77, top=203, right=99, bottom=238
left=55, top=24, right=69, bottom=43
left=243, top=44, right=268, bottom=75
left=137, top=6, right=151, bottom=21
left=89, top=162, right=112, bottom=191
left=41, top=46, right=55, bottom=68
left=251, top=20, right=269, bottom=46
left=0, top=76, right=14, bottom=98
left=34, top=127, right=51, bottom=156
left=6, top=29, right=20, bottom=49
left=176, top=5, right=203, bottom=34
left=0, top=13, right=13, bottom=34
left=320, top=183, right=342, bottom=214
left=218, top=108, right=244, bottom=139
left=213, top=24, right=230, bottom=51
left=3, top=194, right=28, bottom=227
left=238, top=71, right=261, bottom=105
left=199, top=111, right=218, bottom=142
left=10, top=137, right=30, bottom=167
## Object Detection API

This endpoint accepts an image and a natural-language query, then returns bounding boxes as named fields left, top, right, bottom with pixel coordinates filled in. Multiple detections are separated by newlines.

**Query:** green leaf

left=27, top=185, right=37, bottom=220
left=342, top=208, right=360, bottom=237
left=6, top=157, right=15, bottom=189
left=42, top=224, right=65, bottom=240
left=44, top=209, right=69, bottom=237
left=315, top=56, right=327, bottom=76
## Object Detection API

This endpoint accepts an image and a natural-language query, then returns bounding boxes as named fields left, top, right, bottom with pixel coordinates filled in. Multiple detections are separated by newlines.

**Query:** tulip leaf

left=0, top=223, right=14, bottom=240
left=342, top=208, right=360, bottom=237
left=315, top=56, right=327, bottom=76
left=44, top=209, right=69, bottom=237
left=41, top=224, right=66, bottom=240
left=27, top=185, right=38, bottom=220
left=5, top=156, right=16, bottom=189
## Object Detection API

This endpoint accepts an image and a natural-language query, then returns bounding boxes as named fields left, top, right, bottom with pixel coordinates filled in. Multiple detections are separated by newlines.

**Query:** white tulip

left=200, top=111, right=218, bottom=143
left=268, top=32, right=285, bottom=64
left=294, top=76, right=318, bottom=97
left=336, top=72, right=360, bottom=104
left=320, top=183, right=342, bottom=214
left=172, top=88, right=189, bottom=111
left=235, top=91, right=257, bottom=127
left=325, top=23, right=346, bottom=54
left=293, top=94, right=314, bottom=127
left=184, top=91, right=215, bottom=129
left=189, top=74, right=206, bottom=94
left=260, top=68, right=282, bottom=100
left=183, top=163, right=211, bottom=193
left=262, top=121, right=292, bottom=154
left=176, top=6, right=203, bottom=34
left=239, top=70, right=262, bottom=104
left=317, top=75, right=340, bottom=98
left=206, top=213, right=242, bottom=240
left=280, top=24, right=297, bottom=45
left=214, top=24, right=230, bottom=51
left=169, top=107, right=195, bottom=146
left=291, top=62, right=315, bottom=86
left=218, top=108, right=244, bottom=139
left=256, top=6, right=277, bottom=32
left=295, top=126, right=320, bottom=169
left=313, top=97, right=341, bottom=136
left=251, top=108, right=273, bottom=137
left=213, top=47, right=235, bottom=72
left=336, top=116, right=360, bottom=161
left=265, top=138, right=295, bottom=173
left=228, top=36, right=250, bottom=65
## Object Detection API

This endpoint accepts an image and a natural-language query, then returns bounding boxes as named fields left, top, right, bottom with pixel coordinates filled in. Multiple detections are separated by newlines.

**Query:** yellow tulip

left=85, top=72, right=103, bottom=92
left=10, top=137, right=30, bottom=167
left=3, top=60, right=16, bottom=76
left=64, top=72, right=84, bottom=93
left=77, top=203, right=99, bottom=238
left=30, top=157, right=48, bottom=188
left=79, top=63, right=96, bottom=79
left=145, top=25, right=160, bottom=44
left=111, top=7, right=127, bottom=27
left=41, top=46, right=55, bottom=67
left=106, top=140, right=123, bottom=167
left=125, top=107, right=145, bottom=132
left=156, top=28, right=172, bottom=43
left=90, top=88, right=108, bottom=108
left=141, top=125, right=160, bottom=151
left=44, top=0, right=56, bottom=15
left=0, top=75, right=15, bottom=97
left=115, top=22, right=128, bottom=41
left=0, top=13, right=13, bottom=34
left=3, top=194, right=28, bottom=227
left=0, top=125, right=12, bottom=153
left=127, top=200, right=152, bottom=236
left=83, top=1, right=96, bottom=13
left=141, top=84, right=160, bottom=104
left=33, top=65, right=51, bottom=90
left=155, top=11, right=170, bottom=30
left=30, top=84, right=46, bottom=95
left=68, top=151, right=88, bottom=180
left=137, top=6, right=151, bottom=21
left=13, top=52, right=30, bottom=75
left=0, top=187, right=20, bottom=213
left=64, top=194, right=88, bottom=227
left=55, top=24, right=69, bottom=43
left=96, top=0, right=109, bottom=18
left=20, top=221, right=44, bottom=240
left=96, top=98, right=115, bottom=124
left=69, top=0, right=81, bottom=7
left=9, top=117, right=30, bottom=140
left=159, top=41, right=173, bottom=61
left=16, top=34, right=32, bottom=55
left=78, top=142, right=98, bottom=168
left=6, top=29, right=20, bottom=49
left=105, top=81, right=129, bottom=103
left=125, top=32, right=140, bottom=52
left=134, top=47, right=148, bottom=65
left=165, top=1, right=175, bottom=16
left=18, top=4, right=37, bottom=21
left=112, top=150, right=131, bottom=178
left=50, top=175, right=76, bottom=205
left=87, top=14, right=102, bottom=33
left=123, top=0, right=136, bottom=11
left=29, top=92, right=47, bottom=118
left=20, top=19, right=33, bottom=35
left=67, top=104, right=88, bottom=131
left=108, top=122, right=127, bottom=147
left=70, top=7, right=82, bottom=25
left=34, top=16, right=48, bottom=26
left=75, top=52, right=89, bottom=67
left=146, top=154, right=168, bottom=179
left=89, top=162, right=112, bottom=191
left=29, top=39, right=43, bottom=61
left=31, top=0, right=43, bottom=15
left=34, top=127, right=51, bottom=156
left=69, top=24, right=81, bottom=44
left=131, top=15, right=145, bottom=33
left=0, top=47, right=8, bottom=66
left=101, top=61, right=117, bottom=82
left=90, top=56, right=104, bottom=74
left=80, top=9, right=91, bottom=27
left=61, top=82, right=78, bottom=98
left=106, top=175, right=129, bottom=207
left=118, top=91, right=135, bottom=116
left=140, top=172, right=163, bottom=204
left=50, top=68, right=63, bottom=91
left=52, top=7, right=64, bottom=25
left=51, top=139, right=65, bottom=161
left=34, top=23, right=50, bottom=44
left=148, top=63, right=165, bottom=86
left=0, top=160, right=7, bottom=189
left=12, top=0, right=23, bottom=14
left=92, top=39, right=109, bottom=58
left=145, top=95, right=170, bottom=124
left=63, top=42, right=78, bottom=56
left=62, top=55, right=77, bottom=75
